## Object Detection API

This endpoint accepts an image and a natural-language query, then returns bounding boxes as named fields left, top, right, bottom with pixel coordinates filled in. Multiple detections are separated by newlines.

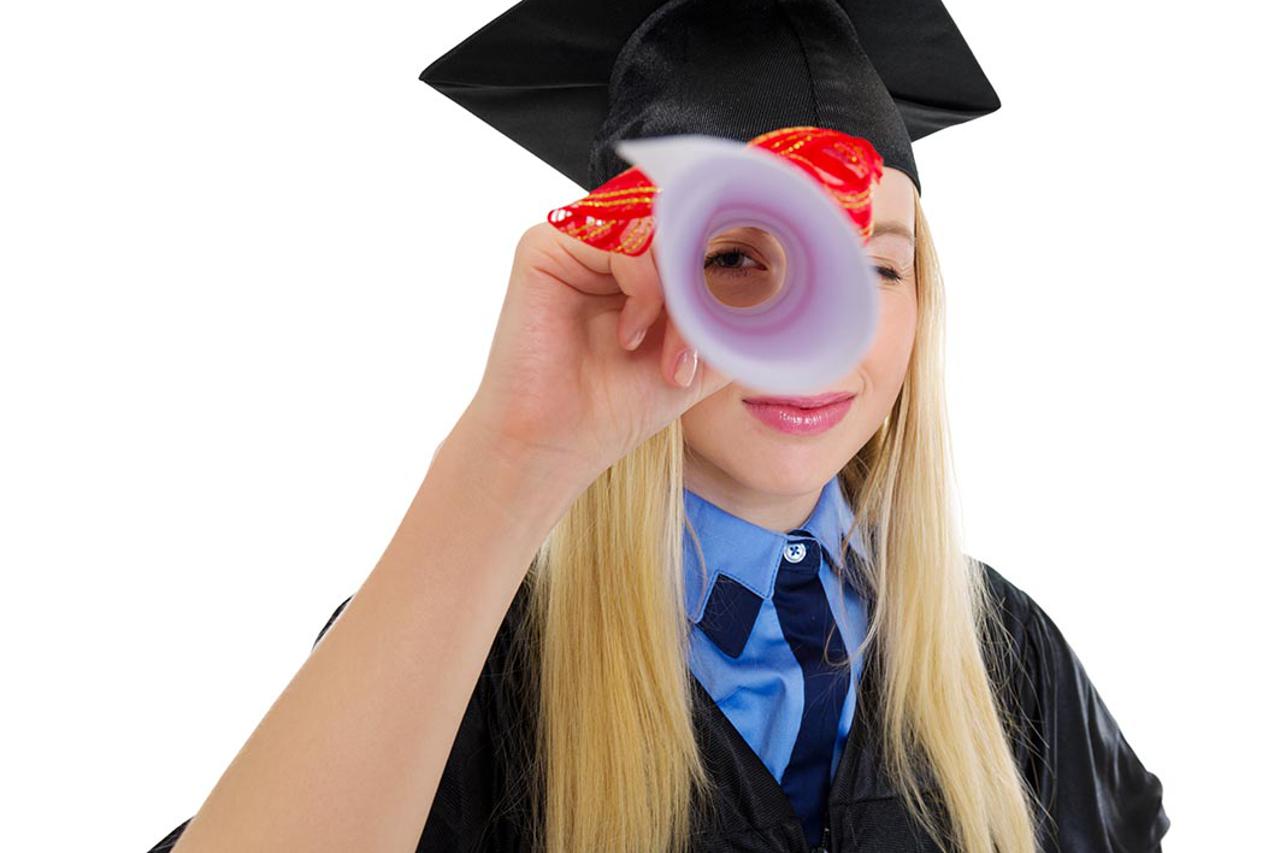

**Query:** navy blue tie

left=692, top=528, right=851, bottom=847
left=774, top=528, right=850, bottom=846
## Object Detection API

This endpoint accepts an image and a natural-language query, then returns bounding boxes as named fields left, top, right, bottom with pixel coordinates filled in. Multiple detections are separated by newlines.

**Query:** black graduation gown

left=145, top=561, right=1169, bottom=852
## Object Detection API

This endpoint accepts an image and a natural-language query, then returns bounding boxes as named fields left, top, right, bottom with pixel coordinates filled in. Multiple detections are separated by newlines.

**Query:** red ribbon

left=546, top=126, right=884, bottom=256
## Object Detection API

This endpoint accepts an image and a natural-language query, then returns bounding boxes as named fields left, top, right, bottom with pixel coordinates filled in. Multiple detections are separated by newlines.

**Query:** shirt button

left=783, top=542, right=807, bottom=563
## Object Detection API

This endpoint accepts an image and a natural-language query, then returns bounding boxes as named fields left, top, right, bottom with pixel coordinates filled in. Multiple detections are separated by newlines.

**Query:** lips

left=741, top=391, right=855, bottom=409
left=741, top=392, right=857, bottom=436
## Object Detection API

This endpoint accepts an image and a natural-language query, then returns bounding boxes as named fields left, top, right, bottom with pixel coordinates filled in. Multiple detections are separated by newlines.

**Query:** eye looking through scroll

left=703, top=225, right=788, bottom=311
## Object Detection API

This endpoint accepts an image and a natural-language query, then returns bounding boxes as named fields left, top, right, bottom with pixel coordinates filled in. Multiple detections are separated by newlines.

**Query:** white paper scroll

left=613, top=135, right=880, bottom=396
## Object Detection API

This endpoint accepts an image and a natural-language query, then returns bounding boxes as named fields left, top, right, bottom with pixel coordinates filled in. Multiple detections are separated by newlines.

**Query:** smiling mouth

left=741, top=393, right=857, bottom=436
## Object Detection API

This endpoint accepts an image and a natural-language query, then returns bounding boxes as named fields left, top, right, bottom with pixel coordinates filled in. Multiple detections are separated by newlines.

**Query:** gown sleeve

left=1011, top=578, right=1172, bottom=852
left=144, top=587, right=532, bottom=852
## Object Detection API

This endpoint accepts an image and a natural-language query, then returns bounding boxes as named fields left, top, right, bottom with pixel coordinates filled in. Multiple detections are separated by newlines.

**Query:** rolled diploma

left=613, top=134, right=880, bottom=396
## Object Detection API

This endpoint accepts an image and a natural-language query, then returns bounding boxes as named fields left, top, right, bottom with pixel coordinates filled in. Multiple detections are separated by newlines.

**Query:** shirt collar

left=681, top=474, right=865, bottom=623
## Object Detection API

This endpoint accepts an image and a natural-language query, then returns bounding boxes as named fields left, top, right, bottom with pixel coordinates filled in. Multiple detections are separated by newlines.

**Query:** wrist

left=429, top=404, right=592, bottom=547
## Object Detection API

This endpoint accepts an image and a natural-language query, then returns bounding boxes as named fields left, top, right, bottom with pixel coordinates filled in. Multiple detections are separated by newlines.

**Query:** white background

left=2, top=1, right=1273, bottom=849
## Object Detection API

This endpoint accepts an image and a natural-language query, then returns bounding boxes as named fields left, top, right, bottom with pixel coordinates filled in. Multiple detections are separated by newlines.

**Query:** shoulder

left=970, top=554, right=1120, bottom=742
left=969, top=556, right=1171, bottom=852
left=972, top=557, right=1094, bottom=700
left=973, top=557, right=1038, bottom=635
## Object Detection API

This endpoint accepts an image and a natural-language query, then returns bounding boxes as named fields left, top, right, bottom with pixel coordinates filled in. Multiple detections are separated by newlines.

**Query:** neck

left=682, top=454, right=825, bottom=534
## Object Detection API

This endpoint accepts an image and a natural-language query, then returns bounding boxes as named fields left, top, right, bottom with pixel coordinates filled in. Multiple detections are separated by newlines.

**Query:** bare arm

left=166, top=220, right=726, bottom=851
left=171, top=405, right=587, bottom=853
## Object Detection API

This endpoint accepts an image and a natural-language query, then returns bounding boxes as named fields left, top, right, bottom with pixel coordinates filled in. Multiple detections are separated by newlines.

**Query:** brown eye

left=702, top=231, right=785, bottom=309
left=704, top=249, right=765, bottom=275
left=875, top=265, right=903, bottom=282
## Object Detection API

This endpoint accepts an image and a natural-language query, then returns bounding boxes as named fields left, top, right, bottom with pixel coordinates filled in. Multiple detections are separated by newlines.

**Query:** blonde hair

left=510, top=188, right=1043, bottom=852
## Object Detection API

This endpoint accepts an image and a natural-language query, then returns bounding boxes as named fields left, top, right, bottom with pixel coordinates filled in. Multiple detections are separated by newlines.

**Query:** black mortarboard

left=419, top=0, right=1000, bottom=198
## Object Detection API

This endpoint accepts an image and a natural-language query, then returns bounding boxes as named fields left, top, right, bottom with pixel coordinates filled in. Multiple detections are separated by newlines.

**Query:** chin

left=728, top=435, right=848, bottom=489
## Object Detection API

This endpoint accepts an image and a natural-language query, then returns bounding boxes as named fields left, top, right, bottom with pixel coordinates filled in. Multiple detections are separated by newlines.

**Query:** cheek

left=681, top=384, right=740, bottom=448
left=862, top=291, right=917, bottom=388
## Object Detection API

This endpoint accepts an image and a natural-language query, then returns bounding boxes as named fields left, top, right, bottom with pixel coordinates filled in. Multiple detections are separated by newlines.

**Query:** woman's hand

left=464, top=220, right=730, bottom=488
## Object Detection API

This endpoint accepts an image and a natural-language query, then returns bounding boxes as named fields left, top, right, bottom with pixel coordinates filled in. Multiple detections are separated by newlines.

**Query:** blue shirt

left=682, top=475, right=870, bottom=811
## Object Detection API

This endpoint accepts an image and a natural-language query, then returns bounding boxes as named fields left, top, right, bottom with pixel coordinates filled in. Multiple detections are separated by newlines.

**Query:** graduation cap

left=418, top=0, right=1001, bottom=198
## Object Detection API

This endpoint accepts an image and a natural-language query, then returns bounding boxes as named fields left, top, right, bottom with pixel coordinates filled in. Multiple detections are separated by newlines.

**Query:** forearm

left=173, top=407, right=585, bottom=852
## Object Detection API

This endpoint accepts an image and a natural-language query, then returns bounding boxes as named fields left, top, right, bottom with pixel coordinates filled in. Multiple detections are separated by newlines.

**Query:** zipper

left=809, top=824, right=832, bottom=853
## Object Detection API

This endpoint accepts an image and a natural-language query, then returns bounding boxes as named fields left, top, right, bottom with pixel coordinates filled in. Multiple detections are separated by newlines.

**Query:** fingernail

left=674, top=348, right=698, bottom=387
left=627, top=326, right=646, bottom=351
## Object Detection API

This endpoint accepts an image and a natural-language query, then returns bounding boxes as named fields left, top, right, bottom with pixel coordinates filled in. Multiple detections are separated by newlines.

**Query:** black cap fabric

left=419, top=0, right=1000, bottom=197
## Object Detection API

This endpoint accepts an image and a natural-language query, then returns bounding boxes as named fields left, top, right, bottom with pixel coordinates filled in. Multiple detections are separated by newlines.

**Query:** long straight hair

left=510, top=188, right=1043, bottom=852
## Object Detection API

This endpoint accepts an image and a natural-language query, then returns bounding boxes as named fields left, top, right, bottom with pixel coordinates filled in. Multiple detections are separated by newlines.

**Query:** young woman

left=146, top=1, right=1170, bottom=851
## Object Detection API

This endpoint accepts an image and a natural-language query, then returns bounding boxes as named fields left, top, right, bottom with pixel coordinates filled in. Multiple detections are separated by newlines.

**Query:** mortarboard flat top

left=419, top=0, right=1001, bottom=196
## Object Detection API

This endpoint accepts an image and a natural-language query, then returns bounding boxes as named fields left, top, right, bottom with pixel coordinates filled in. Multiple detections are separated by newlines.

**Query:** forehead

left=867, top=167, right=916, bottom=250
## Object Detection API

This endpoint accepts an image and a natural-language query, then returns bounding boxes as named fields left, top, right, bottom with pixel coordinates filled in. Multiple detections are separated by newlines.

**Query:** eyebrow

left=869, top=221, right=915, bottom=247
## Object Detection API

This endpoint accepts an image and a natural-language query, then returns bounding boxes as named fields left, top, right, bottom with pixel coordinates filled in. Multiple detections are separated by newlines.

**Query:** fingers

left=609, top=245, right=709, bottom=392
left=658, top=319, right=735, bottom=406
left=530, top=223, right=624, bottom=296
left=612, top=247, right=664, bottom=352
left=660, top=312, right=700, bottom=389
left=537, top=221, right=729, bottom=396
